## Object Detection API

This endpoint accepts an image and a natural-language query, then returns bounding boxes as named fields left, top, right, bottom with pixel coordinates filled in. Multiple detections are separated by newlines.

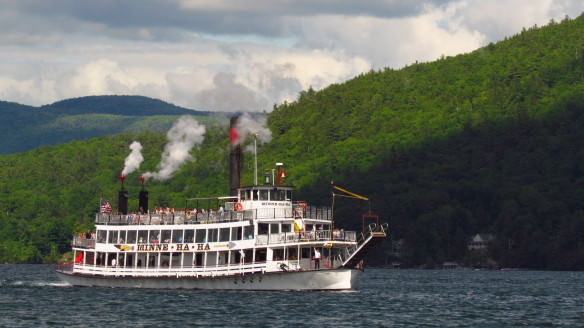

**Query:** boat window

left=172, top=230, right=184, bottom=243
left=281, top=224, right=291, bottom=233
left=208, top=229, right=219, bottom=242
left=270, top=223, right=279, bottom=234
left=149, top=230, right=160, bottom=243
left=118, top=230, right=126, bottom=243
left=269, top=190, right=275, bottom=201
left=258, top=223, right=269, bottom=235
left=323, top=225, right=330, bottom=231
left=255, top=248, right=267, bottom=262
left=161, top=230, right=171, bottom=243
left=107, top=230, right=118, bottom=244
left=231, top=227, right=242, bottom=240
left=244, top=226, right=254, bottom=239
left=246, top=190, right=251, bottom=200
left=286, top=191, right=292, bottom=201
left=219, top=228, right=230, bottom=242
left=287, top=247, right=298, bottom=260
left=218, top=251, right=228, bottom=265
left=195, top=229, right=206, bottom=243
left=138, top=230, right=148, bottom=244
left=127, top=231, right=137, bottom=244
left=301, top=247, right=311, bottom=259
left=86, top=252, right=95, bottom=265
left=306, top=224, right=313, bottom=231
left=259, top=190, right=269, bottom=200
left=97, top=230, right=107, bottom=243
left=184, top=230, right=194, bottom=243
left=253, top=190, right=259, bottom=200
left=273, top=248, right=284, bottom=261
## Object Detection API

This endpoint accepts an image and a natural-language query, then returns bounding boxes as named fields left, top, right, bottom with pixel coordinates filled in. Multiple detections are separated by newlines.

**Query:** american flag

left=100, top=200, right=112, bottom=214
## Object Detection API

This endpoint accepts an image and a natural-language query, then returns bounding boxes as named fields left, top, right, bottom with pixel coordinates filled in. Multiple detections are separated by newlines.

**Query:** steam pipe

left=229, top=116, right=243, bottom=196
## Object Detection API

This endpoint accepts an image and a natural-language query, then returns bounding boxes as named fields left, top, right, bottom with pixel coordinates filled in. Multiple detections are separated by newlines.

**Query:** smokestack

left=230, top=116, right=243, bottom=196
left=139, top=175, right=148, bottom=214
left=118, top=174, right=128, bottom=215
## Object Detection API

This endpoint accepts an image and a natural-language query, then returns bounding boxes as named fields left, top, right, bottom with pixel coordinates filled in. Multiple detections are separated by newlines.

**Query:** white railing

left=95, top=205, right=333, bottom=226
left=71, top=262, right=271, bottom=278
left=72, top=236, right=96, bottom=248
left=255, top=230, right=357, bottom=246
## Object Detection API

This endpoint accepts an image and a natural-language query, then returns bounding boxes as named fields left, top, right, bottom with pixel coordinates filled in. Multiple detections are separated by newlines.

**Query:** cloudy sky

left=0, top=0, right=582, bottom=112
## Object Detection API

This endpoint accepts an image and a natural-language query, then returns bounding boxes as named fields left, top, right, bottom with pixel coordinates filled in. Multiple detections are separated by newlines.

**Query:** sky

left=0, top=0, right=582, bottom=112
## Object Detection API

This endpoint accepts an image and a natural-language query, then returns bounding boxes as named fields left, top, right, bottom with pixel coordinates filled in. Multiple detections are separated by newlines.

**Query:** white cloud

left=0, top=0, right=582, bottom=110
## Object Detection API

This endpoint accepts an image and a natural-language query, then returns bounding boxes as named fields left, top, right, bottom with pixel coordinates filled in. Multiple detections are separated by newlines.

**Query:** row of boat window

left=97, top=226, right=254, bottom=244
left=96, top=222, right=332, bottom=244
left=239, top=189, right=292, bottom=201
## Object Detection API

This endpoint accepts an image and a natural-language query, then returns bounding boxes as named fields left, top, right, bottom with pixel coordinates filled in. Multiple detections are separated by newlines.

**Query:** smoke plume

left=121, top=141, right=144, bottom=176
left=143, top=115, right=206, bottom=181
left=235, top=113, right=272, bottom=149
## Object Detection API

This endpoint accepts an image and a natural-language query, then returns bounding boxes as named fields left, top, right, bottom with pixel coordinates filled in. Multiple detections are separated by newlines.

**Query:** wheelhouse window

left=259, top=190, right=269, bottom=200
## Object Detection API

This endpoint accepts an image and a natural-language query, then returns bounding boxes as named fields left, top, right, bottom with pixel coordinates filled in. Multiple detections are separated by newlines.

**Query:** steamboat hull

left=56, top=268, right=360, bottom=291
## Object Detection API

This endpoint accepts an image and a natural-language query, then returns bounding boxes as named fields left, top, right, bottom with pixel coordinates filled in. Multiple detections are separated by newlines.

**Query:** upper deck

left=95, top=204, right=332, bottom=225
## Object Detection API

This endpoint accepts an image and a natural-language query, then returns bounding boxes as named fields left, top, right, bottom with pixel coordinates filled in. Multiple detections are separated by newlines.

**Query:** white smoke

left=236, top=113, right=272, bottom=150
left=121, top=141, right=144, bottom=176
left=143, top=115, right=206, bottom=181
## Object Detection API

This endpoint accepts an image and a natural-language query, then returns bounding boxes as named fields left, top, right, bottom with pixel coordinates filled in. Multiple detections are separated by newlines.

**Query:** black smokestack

left=118, top=174, right=128, bottom=214
left=229, top=116, right=243, bottom=196
left=138, top=190, right=148, bottom=214
left=139, top=175, right=148, bottom=214
left=118, top=190, right=128, bottom=215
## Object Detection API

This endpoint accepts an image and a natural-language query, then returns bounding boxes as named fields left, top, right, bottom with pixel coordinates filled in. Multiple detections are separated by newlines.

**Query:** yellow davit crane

left=332, top=185, right=369, bottom=201
left=331, top=185, right=377, bottom=232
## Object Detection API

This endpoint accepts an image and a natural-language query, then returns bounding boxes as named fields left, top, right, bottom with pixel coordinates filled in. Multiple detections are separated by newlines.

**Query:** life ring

left=234, top=202, right=243, bottom=211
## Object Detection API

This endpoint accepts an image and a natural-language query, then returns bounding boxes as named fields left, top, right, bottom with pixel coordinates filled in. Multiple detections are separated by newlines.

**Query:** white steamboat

left=56, top=117, right=388, bottom=290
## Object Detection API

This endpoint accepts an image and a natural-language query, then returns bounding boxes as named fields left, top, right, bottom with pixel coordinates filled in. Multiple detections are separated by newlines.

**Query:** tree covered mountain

left=0, top=95, right=227, bottom=154
left=1, top=14, right=584, bottom=268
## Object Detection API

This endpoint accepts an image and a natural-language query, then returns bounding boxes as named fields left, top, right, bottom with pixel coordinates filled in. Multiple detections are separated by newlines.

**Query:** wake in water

left=1, top=280, right=70, bottom=288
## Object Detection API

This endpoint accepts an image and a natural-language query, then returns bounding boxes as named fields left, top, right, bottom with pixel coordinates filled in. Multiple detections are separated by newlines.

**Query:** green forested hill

left=0, top=128, right=230, bottom=262
left=264, top=14, right=584, bottom=269
left=2, top=15, right=584, bottom=268
left=0, top=95, right=226, bottom=154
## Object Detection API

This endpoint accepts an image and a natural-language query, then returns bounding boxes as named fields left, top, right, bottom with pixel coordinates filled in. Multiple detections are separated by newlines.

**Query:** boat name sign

left=114, top=243, right=212, bottom=252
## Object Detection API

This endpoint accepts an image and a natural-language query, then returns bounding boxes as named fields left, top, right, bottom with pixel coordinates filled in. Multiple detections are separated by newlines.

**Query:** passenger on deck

left=314, top=248, right=321, bottom=269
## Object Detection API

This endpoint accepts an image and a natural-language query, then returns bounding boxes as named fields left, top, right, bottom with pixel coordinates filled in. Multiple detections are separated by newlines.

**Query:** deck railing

left=72, top=236, right=96, bottom=248
left=95, top=205, right=333, bottom=226
left=255, top=230, right=356, bottom=246
left=60, top=257, right=341, bottom=279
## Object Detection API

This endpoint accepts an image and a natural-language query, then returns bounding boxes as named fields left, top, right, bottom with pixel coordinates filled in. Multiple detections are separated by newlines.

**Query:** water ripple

left=0, top=265, right=583, bottom=327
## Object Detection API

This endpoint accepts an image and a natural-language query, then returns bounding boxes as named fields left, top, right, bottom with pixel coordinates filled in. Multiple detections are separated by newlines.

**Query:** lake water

left=1, top=265, right=583, bottom=327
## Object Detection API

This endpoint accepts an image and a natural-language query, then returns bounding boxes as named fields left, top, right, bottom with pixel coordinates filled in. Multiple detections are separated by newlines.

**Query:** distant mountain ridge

left=38, top=95, right=214, bottom=116
left=0, top=95, right=230, bottom=154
